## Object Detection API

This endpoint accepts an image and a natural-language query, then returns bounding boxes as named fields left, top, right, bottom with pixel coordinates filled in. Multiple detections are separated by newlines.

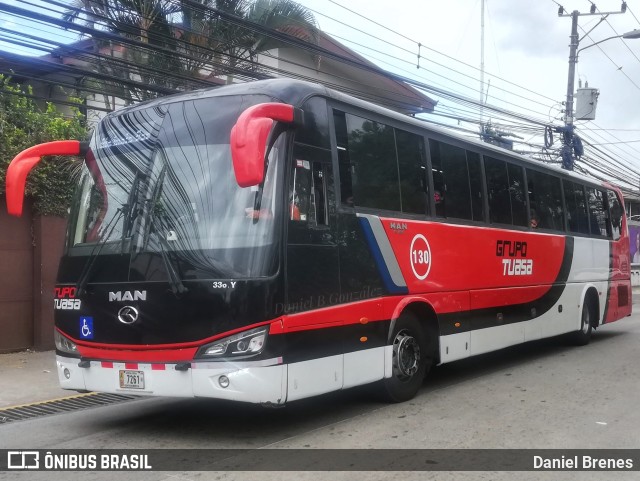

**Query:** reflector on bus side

left=230, top=103, right=302, bottom=188
left=5, top=140, right=85, bottom=217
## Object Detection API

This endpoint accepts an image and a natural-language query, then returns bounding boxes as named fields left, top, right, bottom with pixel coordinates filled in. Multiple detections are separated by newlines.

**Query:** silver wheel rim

left=392, top=329, right=421, bottom=381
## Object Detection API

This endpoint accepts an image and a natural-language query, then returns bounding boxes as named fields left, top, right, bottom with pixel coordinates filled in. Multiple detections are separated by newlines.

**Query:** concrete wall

left=0, top=197, right=34, bottom=352
left=0, top=196, right=67, bottom=352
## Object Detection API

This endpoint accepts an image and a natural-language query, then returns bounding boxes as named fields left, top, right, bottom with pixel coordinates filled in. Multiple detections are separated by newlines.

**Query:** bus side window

left=312, top=162, right=328, bottom=225
left=607, top=190, right=622, bottom=240
left=527, top=169, right=563, bottom=231
left=587, top=188, right=608, bottom=237
left=333, top=111, right=354, bottom=206
left=289, top=144, right=329, bottom=226
left=563, top=180, right=589, bottom=235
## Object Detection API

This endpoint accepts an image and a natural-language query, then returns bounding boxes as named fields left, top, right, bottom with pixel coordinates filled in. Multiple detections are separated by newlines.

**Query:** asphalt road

left=1, top=306, right=639, bottom=481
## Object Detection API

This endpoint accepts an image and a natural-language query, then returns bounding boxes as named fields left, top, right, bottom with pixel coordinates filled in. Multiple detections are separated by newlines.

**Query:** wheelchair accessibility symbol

left=79, top=316, right=94, bottom=339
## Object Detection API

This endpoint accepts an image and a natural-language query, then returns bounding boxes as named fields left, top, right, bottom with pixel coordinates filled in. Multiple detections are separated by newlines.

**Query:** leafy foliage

left=0, top=76, right=88, bottom=217
left=63, top=0, right=318, bottom=104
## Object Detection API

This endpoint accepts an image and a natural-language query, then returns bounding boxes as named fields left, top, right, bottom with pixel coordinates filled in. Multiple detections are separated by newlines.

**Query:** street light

left=567, top=28, right=640, bottom=128
left=578, top=28, right=640, bottom=54
left=562, top=14, right=640, bottom=169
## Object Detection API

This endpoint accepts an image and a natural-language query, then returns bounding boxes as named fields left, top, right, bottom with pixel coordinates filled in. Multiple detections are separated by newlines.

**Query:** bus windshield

left=68, top=94, right=283, bottom=279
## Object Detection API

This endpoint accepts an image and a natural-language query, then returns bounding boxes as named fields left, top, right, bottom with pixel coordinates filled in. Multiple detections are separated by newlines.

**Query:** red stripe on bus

left=76, top=345, right=198, bottom=362
left=276, top=284, right=555, bottom=334
left=101, top=361, right=113, bottom=368
left=151, top=364, right=166, bottom=371
left=60, top=319, right=274, bottom=351
left=125, top=363, right=138, bottom=370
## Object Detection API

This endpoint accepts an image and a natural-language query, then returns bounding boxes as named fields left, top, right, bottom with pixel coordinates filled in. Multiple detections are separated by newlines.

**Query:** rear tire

left=380, top=314, right=430, bottom=403
left=569, top=300, right=593, bottom=346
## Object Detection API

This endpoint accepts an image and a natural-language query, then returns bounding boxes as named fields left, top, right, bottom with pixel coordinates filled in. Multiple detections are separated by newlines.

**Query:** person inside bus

left=289, top=195, right=301, bottom=221
left=530, top=209, right=540, bottom=229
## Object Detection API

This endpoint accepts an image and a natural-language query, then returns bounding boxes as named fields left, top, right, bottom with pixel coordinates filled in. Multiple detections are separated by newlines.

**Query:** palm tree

left=63, top=0, right=318, bottom=103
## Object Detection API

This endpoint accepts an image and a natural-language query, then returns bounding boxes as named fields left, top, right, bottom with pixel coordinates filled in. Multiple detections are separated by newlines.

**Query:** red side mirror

left=230, top=103, right=301, bottom=187
left=6, top=140, right=84, bottom=217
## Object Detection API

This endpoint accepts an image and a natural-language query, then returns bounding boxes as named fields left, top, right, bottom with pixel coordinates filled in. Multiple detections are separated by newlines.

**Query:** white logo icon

left=7, top=451, right=40, bottom=470
left=118, top=306, right=139, bottom=324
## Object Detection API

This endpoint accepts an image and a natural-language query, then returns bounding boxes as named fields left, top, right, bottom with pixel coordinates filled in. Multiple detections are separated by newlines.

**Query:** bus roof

left=106, top=78, right=618, bottom=193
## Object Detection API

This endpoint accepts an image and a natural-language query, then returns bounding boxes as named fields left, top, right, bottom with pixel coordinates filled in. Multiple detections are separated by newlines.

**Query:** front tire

left=380, top=314, right=430, bottom=403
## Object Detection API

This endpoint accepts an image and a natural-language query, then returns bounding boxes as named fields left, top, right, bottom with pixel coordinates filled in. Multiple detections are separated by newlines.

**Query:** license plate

left=119, top=370, right=145, bottom=389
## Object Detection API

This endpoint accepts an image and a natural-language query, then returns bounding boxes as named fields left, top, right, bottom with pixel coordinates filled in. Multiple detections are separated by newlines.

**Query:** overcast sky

left=2, top=0, right=640, bottom=180
left=297, top=0, right=640, bottom=178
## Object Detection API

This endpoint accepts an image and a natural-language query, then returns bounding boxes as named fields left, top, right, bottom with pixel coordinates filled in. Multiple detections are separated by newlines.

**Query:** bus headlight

left=54, top=330, right=79, bottom=356
left=196, top=327, right=268, bottom=359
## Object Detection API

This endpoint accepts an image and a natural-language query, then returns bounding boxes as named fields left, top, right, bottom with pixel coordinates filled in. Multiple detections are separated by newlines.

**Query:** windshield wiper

left=75, top=207, right=125, bottom=296
left=121, top=172, right=142, bottom=253
left=151, top=226, right=188, bottom=296
left=143, top=165, right=188, bottom=296
left=76, top=173, right=143, bottom=296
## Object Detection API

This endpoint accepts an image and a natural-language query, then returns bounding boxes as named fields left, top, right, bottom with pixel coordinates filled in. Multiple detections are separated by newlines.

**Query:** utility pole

left=558, top=3, right=628, bottom=170
left=480, top=0, right=485, bottom=124
left=564, top=11, right=579, bottom=130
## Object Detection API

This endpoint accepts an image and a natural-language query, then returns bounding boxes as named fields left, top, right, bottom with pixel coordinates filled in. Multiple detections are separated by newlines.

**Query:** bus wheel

left=380, top=314, right=429, bottom=403
left=569, top=301, right=593, bottom=346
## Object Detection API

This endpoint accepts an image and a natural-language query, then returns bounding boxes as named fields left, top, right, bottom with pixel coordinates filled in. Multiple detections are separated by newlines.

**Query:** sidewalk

left=0, top=350, right=62, bottom=409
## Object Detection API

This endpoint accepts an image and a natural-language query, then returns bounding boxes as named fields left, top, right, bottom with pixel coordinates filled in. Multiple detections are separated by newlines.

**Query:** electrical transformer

left=575, top=87, right=599, bottom=120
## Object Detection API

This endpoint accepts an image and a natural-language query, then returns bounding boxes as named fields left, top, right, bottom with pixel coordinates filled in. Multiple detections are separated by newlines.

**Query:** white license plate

left=119, top=370, right=145, bottom=389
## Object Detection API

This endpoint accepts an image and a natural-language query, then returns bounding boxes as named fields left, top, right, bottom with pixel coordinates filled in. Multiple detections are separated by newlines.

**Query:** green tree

left=0, top=76, right=88, bottom=216
left=64, top=0, right=318, bottom=104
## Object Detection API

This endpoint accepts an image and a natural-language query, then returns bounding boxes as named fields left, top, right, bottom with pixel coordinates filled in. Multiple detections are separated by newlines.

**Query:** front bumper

left=56, top=355, right=286, bottom=405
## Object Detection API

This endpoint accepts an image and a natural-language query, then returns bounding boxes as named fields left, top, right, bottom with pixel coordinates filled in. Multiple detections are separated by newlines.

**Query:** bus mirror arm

left=5, top=140, right=89, bottom=217
left=230, top=103, right=303, bottom=188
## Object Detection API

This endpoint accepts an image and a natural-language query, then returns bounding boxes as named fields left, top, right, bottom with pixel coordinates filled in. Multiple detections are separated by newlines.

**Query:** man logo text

left=109, top=290, right=147, bottom=302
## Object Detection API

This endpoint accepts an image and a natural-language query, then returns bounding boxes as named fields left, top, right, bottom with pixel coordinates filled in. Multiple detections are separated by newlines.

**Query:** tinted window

left=345, top=114, right=400, bottom=211
left=607, top=190, right=623, bottom=240
left=527, top=169, right=564, bottom=231
left=485, top=157, right=510, bottom=224
left=587, top=188, right=608, bottom=236
left=334, top=111, right=353, bottom=206
left=563, top=181, right=589, bottom=234
left=431, top=141, right=470, bottom=219
left=296, top=97, right=330, bottom=149
left=508, top=163, right=527, bottom=226
left=396, top=129, right=428, bottom=215
left=468, top=152, right=484, bottom=221
left=430, top=140, right=483, bottom=221
left=334, top=110, right=427, bottom=214
left=289, top=144, right=329, bottom=226
left=484, top=157, right=525, bottom=226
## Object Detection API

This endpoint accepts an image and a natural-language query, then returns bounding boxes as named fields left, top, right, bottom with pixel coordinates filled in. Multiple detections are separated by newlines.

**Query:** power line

left=2, top=0, right=639, bottom=187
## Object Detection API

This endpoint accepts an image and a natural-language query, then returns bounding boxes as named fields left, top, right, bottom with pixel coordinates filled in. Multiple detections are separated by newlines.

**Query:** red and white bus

left=6, top=79, right=631, bottom=404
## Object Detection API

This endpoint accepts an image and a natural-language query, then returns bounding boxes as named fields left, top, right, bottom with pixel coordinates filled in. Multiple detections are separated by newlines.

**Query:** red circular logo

left=410, top=234, right=431, bottom=280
